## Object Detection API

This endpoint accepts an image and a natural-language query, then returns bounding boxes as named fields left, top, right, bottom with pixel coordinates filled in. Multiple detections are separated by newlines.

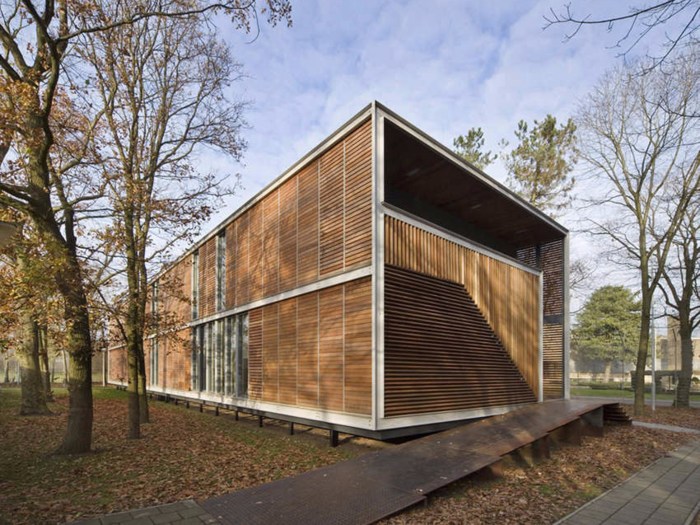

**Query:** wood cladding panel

left=385, top=216, right=540, bottom=395
left=199, top=237, right=216, bottom=318
left=225, top=222, right=237, bottom=308
left=279, top=299, right=297, bottom=405
left=384, top=265, right=537, bottom=416
left=344, top=278, right=372, bottom=414
left=542, top=239, right=564, bottom=317
left=236, top=213, right=250, bottom=305
left=248, top=308, right=263, bottom=400
left=262, top=303, right=279, bottom=402
left=543, top=324, right=564, bottom=399
left=146, top=118, right=371, bottom=331
left=247, top=277, right=371, bottom=416
left=319, top=142, right=345, bottom=276
left=297, top=293, right=319, bottom=407
left=517, top=239, right=565, bottom=399
left=297, top=163, right=320, bottom=286
left=279, top=177, right=298, bottom=292
left=162, top=328, right=191, bottom=391
left=249, top=204, right=263, bottom=302
left=263, top=189, right=280, bottom=297
left=344, top=121, right=373, bottom=269
left=109, top=346, right=127, bottom=383
left=159, top=257, right=191, bottom=326
left=319, top=286, right=344, bottom=411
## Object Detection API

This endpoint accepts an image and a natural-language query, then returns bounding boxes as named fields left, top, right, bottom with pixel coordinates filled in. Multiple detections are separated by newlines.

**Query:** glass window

left=236, top=313, right=249, bottom=398
left=191, top=328, right=199, bottom=391
left=224, top=316, right=236, bottom=396
left=205, top=323, right=214, bottom=392
left=150, top=337, right=158, bottom=386
left=215, top=319, right=224, bottom=393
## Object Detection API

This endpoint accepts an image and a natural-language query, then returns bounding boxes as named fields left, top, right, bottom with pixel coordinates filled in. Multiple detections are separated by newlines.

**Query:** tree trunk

left=38, top=325, right=53, bottom=402
left=127, top=335, right=141, bottom=439
left=3, top=355, right=9, bottom=383
left=634, top=299, right=651, bottom=416
left=675, top=318, right=694, bottom=408
left=16, top=252, right=50, bottom=416
left=62, top=350, right=69, bottom=387
left=55, top=287, right=94, bottom=454
left=604, top=360, right=613, bottom=384
left=138, top=337, right=149, bottom=423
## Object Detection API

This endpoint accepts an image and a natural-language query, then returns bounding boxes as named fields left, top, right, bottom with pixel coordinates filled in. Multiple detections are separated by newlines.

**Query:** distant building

left=657, top=317, right=700, bottom=373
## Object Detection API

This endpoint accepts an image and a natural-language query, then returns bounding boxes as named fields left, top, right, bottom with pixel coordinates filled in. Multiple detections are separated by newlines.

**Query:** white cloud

left=185, top=0, right=686, bottom=307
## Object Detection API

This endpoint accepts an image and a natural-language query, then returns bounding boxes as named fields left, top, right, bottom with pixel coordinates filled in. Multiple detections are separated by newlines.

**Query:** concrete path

left=633, top=421, right=700, bottom=435
left=558, top=440, right=700, bottom=525
left=573, top=395, right=700, bottom=409
left=69, top=500, right=219, bottom=525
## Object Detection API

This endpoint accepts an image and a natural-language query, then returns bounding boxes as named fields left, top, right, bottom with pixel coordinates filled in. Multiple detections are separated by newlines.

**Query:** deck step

left=603, top=404, right=633, bottom=425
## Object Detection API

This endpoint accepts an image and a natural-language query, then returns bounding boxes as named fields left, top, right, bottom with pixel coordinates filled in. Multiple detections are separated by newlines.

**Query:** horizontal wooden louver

left=543, top=324, right=564, bottom=398
left=385, top=216, right=540, bottom=394
left=384, top=265, right=537, bottom=417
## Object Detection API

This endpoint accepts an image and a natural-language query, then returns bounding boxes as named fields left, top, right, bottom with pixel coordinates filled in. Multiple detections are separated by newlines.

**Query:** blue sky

left=195, top=0, right=677, bottom=309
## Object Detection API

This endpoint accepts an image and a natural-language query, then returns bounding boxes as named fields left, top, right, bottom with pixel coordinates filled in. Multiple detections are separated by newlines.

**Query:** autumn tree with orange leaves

left=0, top=0, right=291, bottom=453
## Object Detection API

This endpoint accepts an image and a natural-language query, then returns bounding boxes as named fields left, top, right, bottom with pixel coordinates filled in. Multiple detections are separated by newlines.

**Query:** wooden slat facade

left=197, top=118, right=372, bottom=318
left=385, top=216, right=541, bottom=396
left=516, top=239, right=565, bottom=399
left=107, top=106, right=570, bottom=434
left=384, top=265, right=537, bottom=416
left=247, top=277, right=372, bottom=415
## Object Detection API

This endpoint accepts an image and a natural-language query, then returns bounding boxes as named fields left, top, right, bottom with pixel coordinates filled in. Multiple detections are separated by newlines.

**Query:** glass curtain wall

left=191, top=313, right=248, bottom=398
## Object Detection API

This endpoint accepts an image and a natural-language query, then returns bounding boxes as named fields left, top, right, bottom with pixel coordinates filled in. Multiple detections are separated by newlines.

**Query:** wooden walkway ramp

left=199, top=400, right=629, bottom=525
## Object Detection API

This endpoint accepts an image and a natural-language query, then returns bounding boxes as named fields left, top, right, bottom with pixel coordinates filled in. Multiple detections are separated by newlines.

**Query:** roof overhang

left=377, top=102, right=567, bottom=255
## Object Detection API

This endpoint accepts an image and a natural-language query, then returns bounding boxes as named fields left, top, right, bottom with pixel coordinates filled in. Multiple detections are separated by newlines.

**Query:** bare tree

left=544, top=1, right=700, bottom=70
left=576, top=48, right=700, bottom=415
left=658, top=194, right=700, bottom=407
left=80, top=6, right=246, bottom=438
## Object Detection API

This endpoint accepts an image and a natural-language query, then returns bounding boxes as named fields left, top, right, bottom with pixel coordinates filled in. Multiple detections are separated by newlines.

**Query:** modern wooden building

left=108, top=101, right=570, bottom=439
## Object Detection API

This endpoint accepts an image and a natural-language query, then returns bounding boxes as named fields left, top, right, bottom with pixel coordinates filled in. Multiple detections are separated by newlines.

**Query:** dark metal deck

left=199, top=399, right=626, bottom=525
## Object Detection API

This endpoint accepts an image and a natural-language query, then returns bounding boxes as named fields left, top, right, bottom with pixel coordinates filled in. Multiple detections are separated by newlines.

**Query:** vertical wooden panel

left=279, top=177, right=297, bottom=292
left=297, top=292, right=319, bottom=408
left=248, top=308, right=263, bottom=400
left=263, top=189, right=280, bottom=297
left=544, top=324, right=564, bottom=398
left=198, top=237, right=216, bottom=317
left=278, top=298, right=297, bottom=405
left=249, top=204, right=263, bottom=301
left=319, top=142, right=345, bottom=276
left=344, top=121, right=372, bottom=269
left=344, top=277, right=372, bottom=415
left=225, top=222, right=237, bottom=308
left=236, top=212, right=250, bottom=305
left=297, top=162, right=319, bottom=286
left=262, top=303, right=279, bottom=403
left=319, top=286, right=344, bottom=411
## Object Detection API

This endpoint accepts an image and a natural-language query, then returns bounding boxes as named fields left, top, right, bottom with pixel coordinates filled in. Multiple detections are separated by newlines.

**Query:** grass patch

left=572, top=388, right=700, bottom=401
left=0, top=387, right=362, bottom=524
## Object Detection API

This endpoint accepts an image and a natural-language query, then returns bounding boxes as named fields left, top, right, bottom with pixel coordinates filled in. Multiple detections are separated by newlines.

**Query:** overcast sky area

left=185, top=0, right=687, bottom=324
